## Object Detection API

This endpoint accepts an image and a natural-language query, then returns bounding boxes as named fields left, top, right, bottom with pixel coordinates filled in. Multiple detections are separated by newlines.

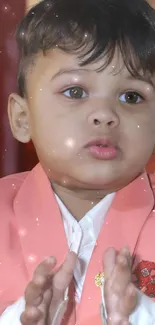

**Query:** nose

left=87, top=100, right=119, bottom=129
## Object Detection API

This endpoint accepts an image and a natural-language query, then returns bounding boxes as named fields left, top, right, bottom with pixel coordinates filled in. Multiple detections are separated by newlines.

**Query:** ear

left=8, top=93, right=31, bottom=143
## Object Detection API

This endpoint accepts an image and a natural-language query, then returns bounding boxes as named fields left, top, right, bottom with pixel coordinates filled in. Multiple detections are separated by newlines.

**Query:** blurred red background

left=0, top=0, right=155, bottom=177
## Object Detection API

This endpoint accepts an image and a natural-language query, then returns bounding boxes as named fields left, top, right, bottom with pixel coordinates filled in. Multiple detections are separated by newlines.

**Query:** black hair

left=16, top=0, right=155, bottom=97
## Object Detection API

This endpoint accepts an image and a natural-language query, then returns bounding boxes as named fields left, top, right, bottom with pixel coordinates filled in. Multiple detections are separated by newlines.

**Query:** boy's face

left=9, top=50, right=155, bottom=191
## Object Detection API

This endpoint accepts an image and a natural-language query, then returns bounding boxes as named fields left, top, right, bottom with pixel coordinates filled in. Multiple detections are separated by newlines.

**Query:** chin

left=74, top=174, right=120, bottom=190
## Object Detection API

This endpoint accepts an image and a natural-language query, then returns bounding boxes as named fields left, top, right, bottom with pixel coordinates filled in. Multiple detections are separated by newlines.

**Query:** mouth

left=84, top=138, right=118, bottom=160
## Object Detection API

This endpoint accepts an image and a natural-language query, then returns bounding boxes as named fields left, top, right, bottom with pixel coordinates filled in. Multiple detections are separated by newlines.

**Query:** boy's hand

left=103, top=247, right=138, bottom=325
left=20, top=252, right=77, bottom=325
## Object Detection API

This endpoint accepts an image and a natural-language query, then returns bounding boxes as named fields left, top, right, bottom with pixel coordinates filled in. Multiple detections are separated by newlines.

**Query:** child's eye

left=119, top=91, right=144, bottom=104
left=62, top=86, right=87, bottom=99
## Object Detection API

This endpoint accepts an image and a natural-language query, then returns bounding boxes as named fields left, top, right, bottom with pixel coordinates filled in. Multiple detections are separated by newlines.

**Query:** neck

left=52, top=182, right=113, bottom=221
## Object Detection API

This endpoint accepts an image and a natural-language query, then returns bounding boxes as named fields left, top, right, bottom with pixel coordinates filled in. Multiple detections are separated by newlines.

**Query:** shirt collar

left=55, top=193, right=115, bottom=239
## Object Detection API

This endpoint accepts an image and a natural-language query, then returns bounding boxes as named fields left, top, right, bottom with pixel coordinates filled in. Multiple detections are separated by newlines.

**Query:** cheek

left=136, top=123, right=155, bottom=145
left=123, top=113, right=155, bottom=142
left=31, top=113, right=80, bottom=161
left=123, top=118, right=155, bottom=159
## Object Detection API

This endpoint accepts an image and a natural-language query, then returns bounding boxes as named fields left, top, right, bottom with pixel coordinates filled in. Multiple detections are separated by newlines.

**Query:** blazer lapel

left=14, top=163, right=76, bottom=324
left=14, top=163, right=69, bottom=276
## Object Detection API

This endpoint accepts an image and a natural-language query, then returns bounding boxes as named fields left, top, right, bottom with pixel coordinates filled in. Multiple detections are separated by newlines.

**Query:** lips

left=85, top=138, right=115, bottom=148
left=85, top=138, right=118, bottom=160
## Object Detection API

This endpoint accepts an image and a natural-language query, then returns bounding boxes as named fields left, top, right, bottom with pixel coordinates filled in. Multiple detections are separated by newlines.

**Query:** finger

left=25, top=277, right=45, bottom=306
left=48, top=252, right=77, bottom=325
left=48, top=299, right=68, bottom=325
left=120, top=283, right=138, bottom=317
left=103, top=247, right=116, bottom=281
left=26, top=284, right=54, bottom=325
left=107, top=314, right=130, bottom=325
left=53, top=252, right=77, bottom=297
left=20, top=306, right=42, bottom=325
left=121, top=321, right=131, bottom=325
left=25, top=257, right=56, bottom=305
left=111, top=251, right=131, bottom=294
left=119, top=247, right=132, bottom=268
left=35, top=288, right=53, bottom=325
left=34, top=256, right=56, bottom=277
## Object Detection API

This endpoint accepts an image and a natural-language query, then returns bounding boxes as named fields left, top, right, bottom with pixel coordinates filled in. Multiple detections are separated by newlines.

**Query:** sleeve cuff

left=0, top=298, right=25, bottom=325
left=129, top=290, right=155, bottom=325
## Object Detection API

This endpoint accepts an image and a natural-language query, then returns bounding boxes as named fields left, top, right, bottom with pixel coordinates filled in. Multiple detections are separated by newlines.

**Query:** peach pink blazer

left=0, top=163, right=155, bottom=325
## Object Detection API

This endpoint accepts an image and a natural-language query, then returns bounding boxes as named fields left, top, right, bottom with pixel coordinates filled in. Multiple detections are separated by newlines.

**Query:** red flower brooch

left=132, top=261, right=155, bottom=298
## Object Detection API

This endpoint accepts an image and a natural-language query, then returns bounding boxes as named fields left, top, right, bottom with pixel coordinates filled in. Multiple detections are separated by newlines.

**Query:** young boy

left=0, top=0, right=155, bottom=324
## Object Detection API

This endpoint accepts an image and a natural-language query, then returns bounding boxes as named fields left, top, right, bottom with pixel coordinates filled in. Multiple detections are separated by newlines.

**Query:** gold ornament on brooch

left=95, top=272, right=104, bottom=287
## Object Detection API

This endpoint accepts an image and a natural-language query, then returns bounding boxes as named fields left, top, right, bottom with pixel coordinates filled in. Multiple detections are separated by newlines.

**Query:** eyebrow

left=51, top=67, right=155, bottom=90
left=126, top=75, right=155, bottom=90
left=51, top=68, right=91, bottom=81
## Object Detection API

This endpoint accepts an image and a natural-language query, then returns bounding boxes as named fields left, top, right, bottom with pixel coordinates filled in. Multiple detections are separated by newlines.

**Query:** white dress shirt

left=56, top=193, right=115, bottom=301
left=0, top=193, right=155, bottom=325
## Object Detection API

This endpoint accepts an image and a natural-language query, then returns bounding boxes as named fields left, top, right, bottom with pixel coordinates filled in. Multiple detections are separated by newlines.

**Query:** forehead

left=27, top=49, right=128, bottom=79
left=25, top=48, right=155, bottom=92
